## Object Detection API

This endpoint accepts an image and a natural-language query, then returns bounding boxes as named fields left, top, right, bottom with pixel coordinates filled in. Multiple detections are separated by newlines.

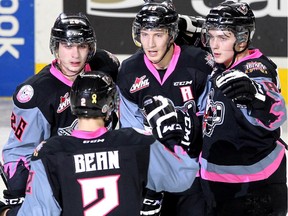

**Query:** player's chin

left=147, top=56, right=161, bottom=64
left=213, top=56, right=226, bottom=65
left=70, top=65, right=84, bottom=72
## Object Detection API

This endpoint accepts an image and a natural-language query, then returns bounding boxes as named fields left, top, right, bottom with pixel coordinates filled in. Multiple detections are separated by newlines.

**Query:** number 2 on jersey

left=78, top=175, right=120, bottom=216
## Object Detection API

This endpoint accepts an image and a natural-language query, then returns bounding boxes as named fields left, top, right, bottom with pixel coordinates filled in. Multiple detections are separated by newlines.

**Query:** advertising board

left=0, top=0, right=34, bottom=96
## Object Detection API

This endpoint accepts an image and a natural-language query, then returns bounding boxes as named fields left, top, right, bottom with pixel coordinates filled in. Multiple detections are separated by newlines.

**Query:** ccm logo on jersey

left=173, top=80, right=193, bottom=86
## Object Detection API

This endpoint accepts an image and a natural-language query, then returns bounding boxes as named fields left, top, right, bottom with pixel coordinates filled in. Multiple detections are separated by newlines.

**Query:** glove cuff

left=145, top=189, right=164, bottom=199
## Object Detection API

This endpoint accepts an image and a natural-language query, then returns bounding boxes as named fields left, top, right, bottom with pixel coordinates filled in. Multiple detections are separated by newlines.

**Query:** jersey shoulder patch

left=16, top=84, right=34, bottom=103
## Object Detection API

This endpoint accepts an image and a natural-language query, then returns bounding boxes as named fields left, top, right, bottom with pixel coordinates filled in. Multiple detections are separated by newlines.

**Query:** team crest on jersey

left=205, top=52, right=215, bottom=68
left=130, top=75, right=150, bottom=93
left=244, top=61, right=268, bottom=74
left=203, top=89, right=225, bottom=137
left=16, top=85, right=34, bottom=103
left=33, top=141, right=46, bottom=157
left=57, top=92, right=70, bottom=113
left=174, top=100, right=196, bottom=113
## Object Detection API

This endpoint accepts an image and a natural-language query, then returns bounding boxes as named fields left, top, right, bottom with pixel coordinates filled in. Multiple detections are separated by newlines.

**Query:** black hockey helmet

left=201, top=1, right=255, bottom=47
left=132, top=0, right=179, bottom=47
left=50, top=13, right=97, bottom=61
left=70, top=71, right=117, bottom=120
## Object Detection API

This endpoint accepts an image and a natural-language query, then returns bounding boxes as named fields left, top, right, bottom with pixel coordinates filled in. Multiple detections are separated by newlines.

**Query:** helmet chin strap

left=226, top=40, right=249, bottom=69
left=56, top=61, right=85, bottom=78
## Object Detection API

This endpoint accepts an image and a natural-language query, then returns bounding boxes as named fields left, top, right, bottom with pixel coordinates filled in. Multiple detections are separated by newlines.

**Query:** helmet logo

left=92, top=94, right=97, bottom=104
left=143, top=17, right=158, bottom=22
left=67, top=30, right=83, bottom=37
left=237, top=4, right=249, bottom=15
left=207, top=17, right=218, bottom=22
left=68, top=19, right=82, bottom=24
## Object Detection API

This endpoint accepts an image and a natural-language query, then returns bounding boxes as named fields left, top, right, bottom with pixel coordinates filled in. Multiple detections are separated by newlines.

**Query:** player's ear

left=235, top=41, right=248, bottom=52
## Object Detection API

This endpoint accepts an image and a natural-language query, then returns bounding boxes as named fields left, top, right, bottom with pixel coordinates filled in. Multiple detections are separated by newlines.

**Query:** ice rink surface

left=0, top=97, right=287, bottom=211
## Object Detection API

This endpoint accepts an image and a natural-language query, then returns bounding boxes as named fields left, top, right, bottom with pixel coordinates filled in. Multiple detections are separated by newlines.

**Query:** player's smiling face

left=140, top=28, right=171, bottom=64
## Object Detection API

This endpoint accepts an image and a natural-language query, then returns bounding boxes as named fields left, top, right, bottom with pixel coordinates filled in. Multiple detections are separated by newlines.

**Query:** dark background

left=64, top=0, right=287, bottom=57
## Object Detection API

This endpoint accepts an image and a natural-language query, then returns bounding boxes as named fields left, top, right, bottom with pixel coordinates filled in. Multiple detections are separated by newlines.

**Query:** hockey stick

left=0, top=161, right=8, bottom=189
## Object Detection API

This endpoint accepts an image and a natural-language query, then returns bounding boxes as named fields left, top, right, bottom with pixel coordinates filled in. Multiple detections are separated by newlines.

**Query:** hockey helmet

left=70, top=71, right=117, bottom=119
left=50, top=13, right=97, bottom=61
left=201, top=1, right=255, bottom=47
left=132, top=0, right=179, bottom=47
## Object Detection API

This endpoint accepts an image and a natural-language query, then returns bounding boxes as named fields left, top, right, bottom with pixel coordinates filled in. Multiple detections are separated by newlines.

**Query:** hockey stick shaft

left=0, top=161, right=8, bottom=189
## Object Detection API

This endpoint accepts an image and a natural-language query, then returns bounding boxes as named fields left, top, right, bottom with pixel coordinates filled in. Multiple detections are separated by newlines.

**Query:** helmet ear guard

left=70, top=71, right=117, bottom=120
left=50, top=13, right=97, bottom=61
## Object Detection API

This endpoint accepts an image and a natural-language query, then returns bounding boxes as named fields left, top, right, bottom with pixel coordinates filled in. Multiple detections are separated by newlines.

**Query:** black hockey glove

left=178, top=14, right=204, bottom=34
left=176, top=14, right=205, bottom=47
left=215, top=69, right=266, bottom=105
left=176, top=108, right=203, bottom=158
left=3, top=189, right=24, bottom=206
left=143, top=95, right=184, bottom=152
left=3, top=159, right=27, bottom=206
left=140, top=189, right=163, bottom=216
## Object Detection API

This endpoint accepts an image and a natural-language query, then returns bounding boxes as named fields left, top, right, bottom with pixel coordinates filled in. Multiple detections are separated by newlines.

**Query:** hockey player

left=0, top=71, right=199, bottom=216
left=1, top=12, right=119, bottom=214
left=199, top=1, right=287, bottom=215
left=143, top=0, right=205, bottom=48
left=116, top=1, right=213, bottom=215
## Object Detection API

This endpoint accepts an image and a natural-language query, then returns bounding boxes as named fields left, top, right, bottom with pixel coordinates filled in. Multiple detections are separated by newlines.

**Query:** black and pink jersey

left=2, top=49, right=119, bottom=196
left=117, top=44, right=213, bottom=129
left=16, top=127, right=198, bottom=216
left=200, top=49, right=287, bottom=183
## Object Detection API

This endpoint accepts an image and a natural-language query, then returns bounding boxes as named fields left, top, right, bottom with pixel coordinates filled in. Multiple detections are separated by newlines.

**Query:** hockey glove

left=215, top=69, right=266, bottom=105
left=3, top=159, right=27, bottom=206
left=140, top=189, right=163, bottom=216
left=176, top=109, right=203, bottom=158
left=3, top=190, right=24, bottom=206
left=143, top=95, right=184, bottom=152
left=178, top=15, right=204, bottom=34
left=176, top=14, right=205, bottom=47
